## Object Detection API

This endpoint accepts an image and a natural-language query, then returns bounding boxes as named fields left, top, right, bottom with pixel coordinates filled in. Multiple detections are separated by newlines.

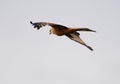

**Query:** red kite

left=30, top=21, right=96, bottom=51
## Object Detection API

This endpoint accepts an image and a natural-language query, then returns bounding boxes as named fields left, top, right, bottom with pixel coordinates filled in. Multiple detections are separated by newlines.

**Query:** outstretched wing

left=30, top=21, right=68, bottom=30
left=76, top=28, right=96, bottom=32
left=30, top=21, right=48, bottom=30
left=66, top=32, right=93, bottom=51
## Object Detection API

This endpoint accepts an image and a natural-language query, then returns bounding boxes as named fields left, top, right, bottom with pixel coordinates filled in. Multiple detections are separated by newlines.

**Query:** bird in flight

left=30, top=21, right=96, bottom=51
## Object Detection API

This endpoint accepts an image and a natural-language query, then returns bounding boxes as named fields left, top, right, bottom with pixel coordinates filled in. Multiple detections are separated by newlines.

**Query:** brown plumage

left=30, top=21, right=96, bottom=51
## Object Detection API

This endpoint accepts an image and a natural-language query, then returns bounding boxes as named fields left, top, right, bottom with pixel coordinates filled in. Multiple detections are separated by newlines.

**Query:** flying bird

left=30, top=21, right=96, bottom=51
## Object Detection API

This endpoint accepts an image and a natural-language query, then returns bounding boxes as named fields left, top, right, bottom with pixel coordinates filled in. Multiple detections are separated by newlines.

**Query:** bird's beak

left=49, top=30, right=52, bottom=35
left=49, top=32, right=51, bottom=35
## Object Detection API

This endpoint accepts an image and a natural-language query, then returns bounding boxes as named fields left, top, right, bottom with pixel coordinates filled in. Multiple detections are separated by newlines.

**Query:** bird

left=30, top=21, right=96, bottom=51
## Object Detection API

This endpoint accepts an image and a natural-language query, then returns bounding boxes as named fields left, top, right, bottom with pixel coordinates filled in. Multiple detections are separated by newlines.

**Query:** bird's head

left=49, top=29, right=55, bottom=35
left=49, top=29, right=52, bottom=35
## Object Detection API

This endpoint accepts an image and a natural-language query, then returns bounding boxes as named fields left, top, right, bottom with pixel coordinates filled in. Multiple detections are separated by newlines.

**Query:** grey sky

left=0, top=0, right=120, bottom=84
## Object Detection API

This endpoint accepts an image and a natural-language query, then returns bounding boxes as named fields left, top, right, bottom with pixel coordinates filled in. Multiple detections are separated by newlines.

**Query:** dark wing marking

left=30, top=21, right=68, bottom=30
left=30, top=21, right=48, bottom=30
left=66, top=32, right=93, bottom=51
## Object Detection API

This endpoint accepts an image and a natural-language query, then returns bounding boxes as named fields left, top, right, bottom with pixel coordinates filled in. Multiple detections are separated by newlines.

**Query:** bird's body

left=30, top=21, right=96, bottom=51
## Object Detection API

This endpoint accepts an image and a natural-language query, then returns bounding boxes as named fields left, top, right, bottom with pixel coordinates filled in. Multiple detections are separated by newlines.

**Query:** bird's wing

left=66, top=32, right=93, bottom=51
left=30, top=21, right=68, bottom=30
left=69, top=28, right=96, bottom=32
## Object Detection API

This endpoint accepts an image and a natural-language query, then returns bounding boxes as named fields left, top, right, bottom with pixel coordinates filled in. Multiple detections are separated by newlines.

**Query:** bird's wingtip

left=30, top=21, right=33, bottom=24
left=93, top=30, right=96, bottom=32
left=88, top=46, right=93, bottom=51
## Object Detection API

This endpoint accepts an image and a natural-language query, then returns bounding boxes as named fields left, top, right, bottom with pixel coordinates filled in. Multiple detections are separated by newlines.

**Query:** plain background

left=0, top=0, right=120, bottom=84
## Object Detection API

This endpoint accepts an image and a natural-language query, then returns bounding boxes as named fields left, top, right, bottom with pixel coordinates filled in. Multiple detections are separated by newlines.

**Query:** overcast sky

left=0, top=0, right=120, bottom=84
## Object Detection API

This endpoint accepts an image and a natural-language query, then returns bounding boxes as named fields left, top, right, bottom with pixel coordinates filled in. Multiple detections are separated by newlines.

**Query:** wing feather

left=70, top=28, right=96, bottom=32
left=66, top=32, right=93, bottom=51
left=30, top=21, right=68, bottom=30
left=30, top=21, right=48, bottom=30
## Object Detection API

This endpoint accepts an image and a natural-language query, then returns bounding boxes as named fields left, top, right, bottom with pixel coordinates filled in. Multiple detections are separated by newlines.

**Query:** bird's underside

left=30, top=21, right=96, bottom=51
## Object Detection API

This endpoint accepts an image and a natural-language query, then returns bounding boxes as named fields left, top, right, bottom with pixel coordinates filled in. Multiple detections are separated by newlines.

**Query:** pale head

left=49, top=29, right=52, bottom=35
